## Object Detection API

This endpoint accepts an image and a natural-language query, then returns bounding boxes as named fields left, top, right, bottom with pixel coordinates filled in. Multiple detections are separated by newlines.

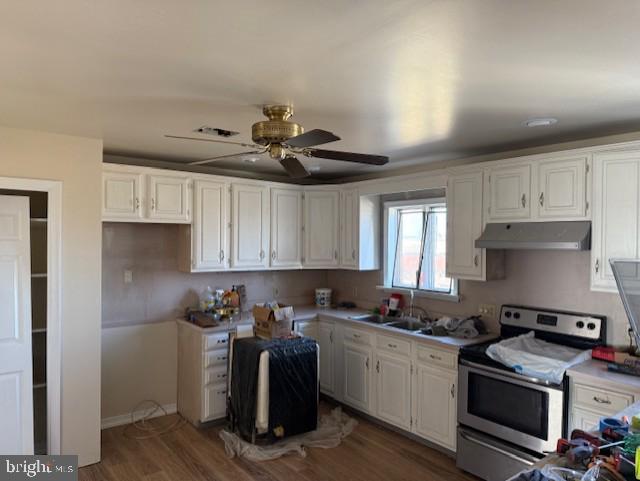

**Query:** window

left=383, top=199, right=457, bottom=298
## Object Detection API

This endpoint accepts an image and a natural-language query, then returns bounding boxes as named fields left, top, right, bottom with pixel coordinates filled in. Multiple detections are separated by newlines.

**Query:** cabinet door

left=318, top=322, right=335, bottom=395
left=193, top=180, right=228, bottom=270
left=340, top=189, right=358, bottom=268
left=537, top=157, right=587, bottom=219
left=343, top=343, right=371, bottom=412
left=102, top=172, right=143, bottom=220
left=446, top=171, right=484, bottom=280
left=304, top=190, right=340, bottom=267
left=486, top=164, right=531, bottom=221
left=570, top=408, right=601, bottom=432
left=591, top=152, right=640, bottom=291
left=202, top=384, right=227, bottom=421
left=375, top=352, right=411, bottom=430
left=270, top=188, right=302, bottom=268
left=414, top=363, right=457, bottom=450
left=147, top=175, right=191, bottom=222
left=231, top=183, right=269, bottom=269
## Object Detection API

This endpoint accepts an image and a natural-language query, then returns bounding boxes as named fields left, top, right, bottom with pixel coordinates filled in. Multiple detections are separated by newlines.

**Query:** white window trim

left=382, top=198, right=459, bottom=302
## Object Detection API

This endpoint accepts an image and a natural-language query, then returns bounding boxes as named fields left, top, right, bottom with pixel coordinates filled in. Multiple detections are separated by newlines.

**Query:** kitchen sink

left=349, top=314, right=389, bottom=324
left=385, top=319, right=427, bottom=331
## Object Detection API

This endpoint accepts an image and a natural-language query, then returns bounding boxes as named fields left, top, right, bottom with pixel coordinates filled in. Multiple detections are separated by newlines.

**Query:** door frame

left=0, top=176, right=62, bottom=455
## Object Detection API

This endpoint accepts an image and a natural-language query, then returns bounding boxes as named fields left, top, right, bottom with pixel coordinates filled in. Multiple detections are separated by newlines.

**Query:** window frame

left=381, top=198, right=459, bottom=302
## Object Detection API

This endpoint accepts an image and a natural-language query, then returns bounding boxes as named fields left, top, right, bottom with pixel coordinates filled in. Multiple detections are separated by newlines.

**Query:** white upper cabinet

left=536, top=156, right=587, bottom=219
left=231, top=183, right=269, bottom=269
left=485, top=164, right=531, bottom=221
left=147, top=174, right=191, bottom=223
left=303, top=190, right=340, bottom=267
left=340, top=189, right=358, bottom=268
left=102, top=171, right=144, bottom=220
left=591, top=150, right=640, bottom=291
left=270, top=188, right=303, bottom=268
left=447, top=171, right=485, bottom=280
left=189, top=180, right=229, bottom=271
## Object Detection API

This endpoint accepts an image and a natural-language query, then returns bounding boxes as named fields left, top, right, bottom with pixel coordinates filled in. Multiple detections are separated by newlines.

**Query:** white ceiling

left=2, top=1, right=640, bottom=181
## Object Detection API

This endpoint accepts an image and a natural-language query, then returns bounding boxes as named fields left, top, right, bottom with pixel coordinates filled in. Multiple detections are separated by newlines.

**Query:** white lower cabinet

left=177, top=322, right=232, bottom=425
left=343, top=342, right=372, bottom=413
left=413, top=362, right=457, bottom=450
left=318, top=321, right=336, bottom=396
left=375, top=351, right=411, bottom=430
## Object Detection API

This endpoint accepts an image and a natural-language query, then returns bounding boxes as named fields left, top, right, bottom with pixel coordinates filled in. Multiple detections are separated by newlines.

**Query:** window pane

left=392, top=210, right=423, bottom=288
left=419, top=208, right=452, bottom=292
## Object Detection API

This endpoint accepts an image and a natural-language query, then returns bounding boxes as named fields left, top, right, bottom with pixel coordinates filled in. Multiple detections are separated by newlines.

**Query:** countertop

left=568, top=359, right=640, bottom=393
left=177, top=305, right=498, bottom=351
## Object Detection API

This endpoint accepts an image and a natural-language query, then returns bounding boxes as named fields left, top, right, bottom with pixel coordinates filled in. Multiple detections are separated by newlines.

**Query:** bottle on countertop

left=199, top=286, right=216, bottom=312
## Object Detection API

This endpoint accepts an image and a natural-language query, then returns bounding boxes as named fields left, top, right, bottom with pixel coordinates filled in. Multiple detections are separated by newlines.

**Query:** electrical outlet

left=273, top=286, right=279, bottom=298
left=479, top=303, right=497, bottom=318
left=124, top=269, right=133, bottom=284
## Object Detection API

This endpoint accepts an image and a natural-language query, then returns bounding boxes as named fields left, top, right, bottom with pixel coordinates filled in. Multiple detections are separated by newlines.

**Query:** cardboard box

left=614, top=351, right=640, bottom=367
left=253, top=304, right=295, bottom=339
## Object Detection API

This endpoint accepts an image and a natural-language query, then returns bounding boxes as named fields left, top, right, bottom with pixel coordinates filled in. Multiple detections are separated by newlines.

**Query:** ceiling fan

left=165, top=105, right=389, bottom=178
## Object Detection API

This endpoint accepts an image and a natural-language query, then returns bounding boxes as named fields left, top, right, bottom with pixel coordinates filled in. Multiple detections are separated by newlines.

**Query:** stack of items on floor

left=227, top=303, right=319, bottom=444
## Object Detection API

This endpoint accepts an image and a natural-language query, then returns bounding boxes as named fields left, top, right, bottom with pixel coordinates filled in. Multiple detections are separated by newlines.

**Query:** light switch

left=124, top=269, right=133, bottom=284
left=478, top=303, right=497, bottom=318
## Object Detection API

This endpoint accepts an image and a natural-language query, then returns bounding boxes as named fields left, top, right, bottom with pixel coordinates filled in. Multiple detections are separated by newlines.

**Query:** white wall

left=0, top=126, right=102, bottom=466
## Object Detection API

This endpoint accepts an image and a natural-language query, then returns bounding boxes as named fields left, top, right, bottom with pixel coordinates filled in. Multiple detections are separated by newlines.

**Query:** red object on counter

left=389, top=293, right=403, bottom=311
left=592, top=346, right=616, bottom=362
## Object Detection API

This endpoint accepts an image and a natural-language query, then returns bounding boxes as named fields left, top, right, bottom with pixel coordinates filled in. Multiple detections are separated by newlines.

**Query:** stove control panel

left=500, top=305, right=604, bottom=340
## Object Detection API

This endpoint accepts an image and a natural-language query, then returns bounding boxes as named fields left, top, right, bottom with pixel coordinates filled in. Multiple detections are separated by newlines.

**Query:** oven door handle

left=459, top=359, right=560, bottom=388
left=459, top=429, right=536, bottom=466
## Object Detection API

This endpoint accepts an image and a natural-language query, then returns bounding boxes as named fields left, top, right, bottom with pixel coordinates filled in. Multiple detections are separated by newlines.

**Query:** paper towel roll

left=236, top=323, right=254, bottom=339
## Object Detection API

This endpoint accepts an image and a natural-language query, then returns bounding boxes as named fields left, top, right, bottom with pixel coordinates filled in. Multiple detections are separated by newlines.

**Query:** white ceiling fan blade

left=165, top=134, right=261, bottom=149
left=189, top=150, right=266, bottom=166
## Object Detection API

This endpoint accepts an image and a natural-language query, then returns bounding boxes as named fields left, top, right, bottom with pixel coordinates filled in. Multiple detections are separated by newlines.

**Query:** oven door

left=458, top=360, right=564, bottom=454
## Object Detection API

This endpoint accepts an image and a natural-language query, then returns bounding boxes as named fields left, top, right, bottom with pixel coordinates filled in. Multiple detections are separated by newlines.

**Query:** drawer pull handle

left=218, top=356, right=227, bottom=361
left=217, top=339, right=227, bottom=344
left=376, top=360, right=380, bottom=373
left=593, top=396, right=611, bottom=404
left=217, top=390, right=227, bottom=395
left=217, top=373, right=227, bottom=379
left=429, top=354, right=442, bottom=361
left=388, top=343, right=397, bottom=349
left=353, top=334, right=360, bottom=338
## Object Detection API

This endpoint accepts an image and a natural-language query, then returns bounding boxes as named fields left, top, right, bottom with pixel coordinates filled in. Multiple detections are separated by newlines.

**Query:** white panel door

left=375, top=352, right=411, bottom=430
left=0, top=195, right=34, bottom=454
left=231, top=184, right=269, bottom=269
left=413, top=363, right=457, bottom=450
left=340, top=189, right=358, bottom=268
left=446, top=171, right=484, bottom=280
left=591, top=152, right=640, bottom=291
left=486, top=164, right=531, bottom=221
left=343, top=343, right=371, bottom=412
left=318, top=322, right=335, bottom=395
left=537, top=157, right=587, bottom=219
left=193, top=180, right=228, bottom=270
left=304, top=190, right=340, bottom=267
left=270, top=188, right=302, bottom=268
left=147, top=175, right=191, bottom=223
left=102, top=172, right=143, bottom=220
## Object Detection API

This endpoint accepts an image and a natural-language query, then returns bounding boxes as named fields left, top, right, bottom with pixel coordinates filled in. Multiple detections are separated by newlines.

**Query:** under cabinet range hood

left=475, top=221, right=591, bottom=250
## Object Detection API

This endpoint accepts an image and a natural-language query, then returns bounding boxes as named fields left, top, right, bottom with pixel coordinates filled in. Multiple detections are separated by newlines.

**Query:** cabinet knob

left=376, top=360, right=380, bottom=373
left=352, top=249, right=356, bottom=260
left=366, top=357, right=369, bottom=370
left=259, top=250, right=265, bottom=260
left=135, top=197, right=140, bottom=210
left=271, top=250, right=276, bottom=260
left=539, top=192, right=544, bottom=207
left=521, top=194, right=526, bottom=208
left=334, top=250, right=338, bottom=260
left=151, top=198, right=156, bottom=210
left=595, top=259, right=600, bottom=274
left=473, top=254, right=479, bottom=267
left=451, top=383, right=455, bottom=399
left=219, top=250, right=225, bottom=262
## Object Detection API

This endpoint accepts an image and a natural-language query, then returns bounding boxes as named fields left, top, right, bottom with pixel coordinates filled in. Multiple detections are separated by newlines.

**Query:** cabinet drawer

left=203, top=349, right=229, bottom=369
left=344, top=327, right=372, bottom=346
left=203, top=332, right=230, bottom=351
left=203, top=366, right=228, bottom=386
left=377, top=334, right=410, bottom=357
left=572, top=383, right=633, bottom=414
left=202, top=383, right=227, bottom=421
left=416, top=345, right=456, bottom=370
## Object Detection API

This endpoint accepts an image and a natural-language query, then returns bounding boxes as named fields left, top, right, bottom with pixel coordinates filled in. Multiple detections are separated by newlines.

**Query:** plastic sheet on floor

left=219, top=407, right=357, bottom=462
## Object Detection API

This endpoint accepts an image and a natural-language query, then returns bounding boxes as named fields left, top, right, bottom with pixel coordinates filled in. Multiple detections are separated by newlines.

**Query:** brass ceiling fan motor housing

left=251, top=105, right=304, bottom=146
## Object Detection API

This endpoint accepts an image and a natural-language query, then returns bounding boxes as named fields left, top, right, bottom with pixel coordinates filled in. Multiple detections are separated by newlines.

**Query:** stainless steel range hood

left=475, top=221, right=591, bottom=250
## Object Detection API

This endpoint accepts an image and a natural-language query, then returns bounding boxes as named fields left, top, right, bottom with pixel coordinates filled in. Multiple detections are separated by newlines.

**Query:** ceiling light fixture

left=523, top=117, right=558, bottom=128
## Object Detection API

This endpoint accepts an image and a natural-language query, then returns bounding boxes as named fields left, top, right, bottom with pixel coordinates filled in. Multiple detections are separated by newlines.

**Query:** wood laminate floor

left=79, top=406, right=477, bottom=481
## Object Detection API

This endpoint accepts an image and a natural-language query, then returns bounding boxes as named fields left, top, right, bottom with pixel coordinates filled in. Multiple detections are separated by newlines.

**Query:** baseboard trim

left=101, top=403, right=177, bottom=430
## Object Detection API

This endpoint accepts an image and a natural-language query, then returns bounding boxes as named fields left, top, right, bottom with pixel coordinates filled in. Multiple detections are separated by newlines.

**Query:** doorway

left=0, top=178, right=62, bottom=455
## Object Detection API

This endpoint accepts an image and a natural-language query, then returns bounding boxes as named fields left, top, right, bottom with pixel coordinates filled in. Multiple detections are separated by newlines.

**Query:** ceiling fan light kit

left=167, top=104, right=389, bottom=178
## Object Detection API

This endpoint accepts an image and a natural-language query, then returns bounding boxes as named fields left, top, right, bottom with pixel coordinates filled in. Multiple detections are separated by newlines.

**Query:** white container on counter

left=315, top=288, right=332, bottom=308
